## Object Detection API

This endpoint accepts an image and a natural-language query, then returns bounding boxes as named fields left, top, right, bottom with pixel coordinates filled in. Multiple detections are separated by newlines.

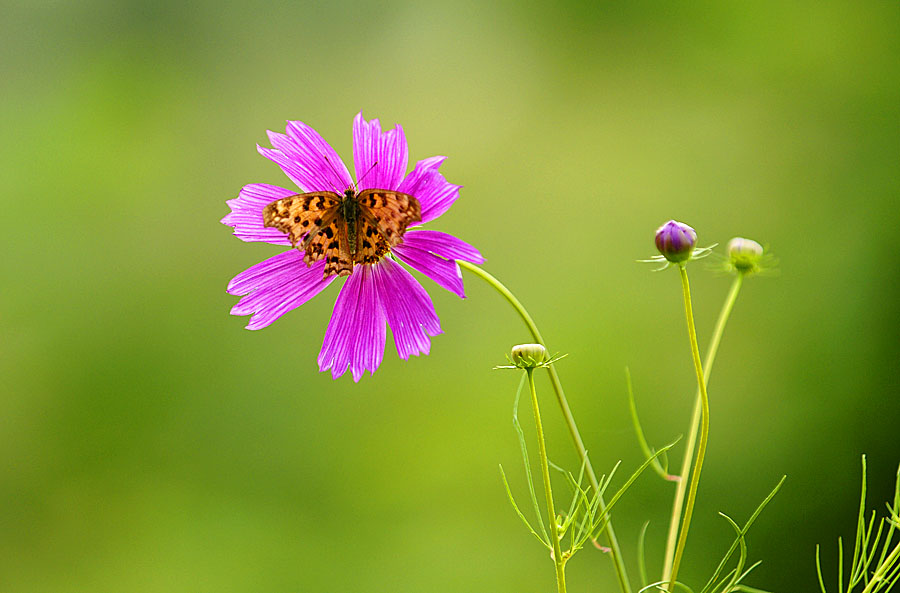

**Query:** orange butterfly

left=263, top=188, right=421, bottom=278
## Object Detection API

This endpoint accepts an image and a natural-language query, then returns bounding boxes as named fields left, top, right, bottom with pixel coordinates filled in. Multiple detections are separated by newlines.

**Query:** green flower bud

left=727, top=237, right=764, bottom=274
left=510, top=343, right=548, bottom=369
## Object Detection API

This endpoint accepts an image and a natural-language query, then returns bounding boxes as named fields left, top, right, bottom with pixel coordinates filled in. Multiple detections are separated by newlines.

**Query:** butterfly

left=263, top=188, right=422, bottom=278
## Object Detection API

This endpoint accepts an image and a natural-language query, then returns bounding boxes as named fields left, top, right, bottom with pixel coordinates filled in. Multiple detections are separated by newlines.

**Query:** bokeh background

left=2, top=1, right=899, bottom=591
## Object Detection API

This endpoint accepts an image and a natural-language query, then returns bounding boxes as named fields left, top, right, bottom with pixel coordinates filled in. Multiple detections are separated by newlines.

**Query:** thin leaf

left=731, top=560, right=765, bottom=590
left=625, top=367, right=671, bottom=479
left=511, top=373, right=550, bottom=544
left=838, top=536, right=843, bottom=593
left=850, top=456, right=868, bottom=585
left=639, top=580, right=696, bottom=593
left=638, top=521, right=651, bottom=588
left=816, top=545, right=829, bottom=593
left=883, top=550, right=900, bottom=593
left=731, top=582, right=772, bottom=593
left=589, top=439, right=680, bottom=540
left=878, top=518, right=897, bottom=581
left=701, top=477, right=785, bottom=593
left=858, top=512, right=884, bottom=588
left=712, top=513, right=746, bottom=593
left=499, top=464, right=550, bottom=548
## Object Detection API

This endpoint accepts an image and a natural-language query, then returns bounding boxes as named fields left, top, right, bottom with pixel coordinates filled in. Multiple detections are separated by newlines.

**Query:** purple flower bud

left=655, top=220, right=697, bottom=263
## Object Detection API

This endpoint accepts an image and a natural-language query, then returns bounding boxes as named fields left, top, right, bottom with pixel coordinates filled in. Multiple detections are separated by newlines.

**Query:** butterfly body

left=339, top=189, right=361, bottom=255
left=263, top=188, right=421, bottom=278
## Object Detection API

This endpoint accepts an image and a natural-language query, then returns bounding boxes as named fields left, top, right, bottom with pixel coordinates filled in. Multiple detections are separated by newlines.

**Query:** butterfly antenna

left=322, top=155, right=346, bottom=193
left=356, top=161, right=379, bottom=189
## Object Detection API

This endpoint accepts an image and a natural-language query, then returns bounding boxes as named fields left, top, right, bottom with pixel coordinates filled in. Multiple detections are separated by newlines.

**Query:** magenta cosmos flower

left=222, top=113, right=484, bottom=381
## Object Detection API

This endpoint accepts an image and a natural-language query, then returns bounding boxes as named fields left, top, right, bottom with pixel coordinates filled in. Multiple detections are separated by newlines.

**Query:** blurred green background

left=2, top=1, right=898, bottom=591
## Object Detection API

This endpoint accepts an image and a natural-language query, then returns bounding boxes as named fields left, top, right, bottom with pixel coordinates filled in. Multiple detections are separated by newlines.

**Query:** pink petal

left=221, top=183, right=296, bottom=245
left=397, top=157, right=461, bottom=224
left=282, top=120, right=354, bottom=191
left=393, top=244, right=466, bottom=299
left=228, top=251, right=335, bottom=330
left=318, top=265, right=386, bottom=382
left=401, top=230, right=484, bottom=264
left=257, top=145, right=317, bottom=192
left=352, top=112, right=408, bottom=191
left=255, top=120, right=352, bottom=193
left=372, top=259, right=442, bottom=360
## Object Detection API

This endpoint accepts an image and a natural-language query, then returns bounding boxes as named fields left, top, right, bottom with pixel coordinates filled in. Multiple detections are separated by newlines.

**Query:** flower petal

left=401, top=230, right=484, bottom=264
left=397, top=157, right=461, bottom=223
left=221, top=183, right=296, bottom=245
left=282, top=120, right=354, bottom=191
left=352, top=112, right=408, bottom=191
left=255, top=120, right=352, bottom=193
left=318, top=265, right=386, bottom=382
left=256, top=145, right=314, bottom=192
left=372, top=259, right=442, bottom=360
left=393, top=245, right=466, bottom=299
left=228, top=251, right=335, bottom=330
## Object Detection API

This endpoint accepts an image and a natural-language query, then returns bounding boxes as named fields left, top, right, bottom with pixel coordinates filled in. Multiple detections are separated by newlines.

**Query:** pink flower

left=222, top=113, right=484, bottom=381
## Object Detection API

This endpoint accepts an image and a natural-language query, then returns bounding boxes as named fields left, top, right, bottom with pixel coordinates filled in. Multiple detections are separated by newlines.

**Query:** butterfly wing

left=262, top=191, right=342, bottom=248
left=308, top=214, right=354, bottom=277
left=355, top=190, right=422, bottom=258
left=263, top=189, right=420, bottom=278
left=353, top=216, right=392, bottom=265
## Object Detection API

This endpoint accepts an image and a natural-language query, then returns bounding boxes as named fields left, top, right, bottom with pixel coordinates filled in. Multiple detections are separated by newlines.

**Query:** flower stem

left=662, top=273, right=743, bottom=582
left=458, top=261, right=632, bottom=593
left=859, top=540, right=900, bottom=593
left=667, top=264, right=711, bottom=591
left=526, top=369, right=567, bottom=593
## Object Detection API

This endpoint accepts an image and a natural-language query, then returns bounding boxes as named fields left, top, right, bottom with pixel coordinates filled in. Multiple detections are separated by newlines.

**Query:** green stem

left=662, top=273, right=743, bottom=582
left=527, top=369, right=567, bottom=593
left=459, top=260, right=631, bottom=593
left=667, top=264, right=711, bottom=591
left=859, top=540, right=900, bottom=593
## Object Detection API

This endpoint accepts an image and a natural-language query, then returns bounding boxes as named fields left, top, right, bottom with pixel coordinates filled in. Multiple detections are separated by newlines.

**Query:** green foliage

left=501, top=371, right=679, bottom=565
left=816, top=457, right=900, bottom=593
left=634, top=477, right=785, bottom=593
left=698, top=477, right=785, bottom=593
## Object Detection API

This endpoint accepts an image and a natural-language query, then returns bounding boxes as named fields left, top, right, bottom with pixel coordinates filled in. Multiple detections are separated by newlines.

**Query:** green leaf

left=700, top=476, right=785, bottom=593
left=731, top=582, right=772, bottom=593
left=499, top=464, right=550, bottom=549
left=638, top=580, right=696, bottom=593
left=712, top=513, right=746, bottom=593
left=849, top=456, right=869, bottom=586
left=637, top=521, right=651, bottom=589
left=816, top=545, right=828, bottom=593
left=588, top=439, right=680, bottom=541
left=625, top=367, right=671, bottom=480
left=511, top=373, right=550, bottom=544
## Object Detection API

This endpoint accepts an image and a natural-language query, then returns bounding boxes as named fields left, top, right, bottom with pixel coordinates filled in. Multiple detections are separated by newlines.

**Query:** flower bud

left=510, top=343, right=548, bottom=369
left=727, top=237, right=764, bottom=273
left=654, top=220, right=697, bottom=263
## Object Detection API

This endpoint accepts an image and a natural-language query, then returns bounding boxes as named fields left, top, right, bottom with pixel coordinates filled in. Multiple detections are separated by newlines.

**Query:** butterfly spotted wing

left=354, top=189, right=421, bottom=262
left=262, top=191, right=341, bottom=247
left=263, top=189, right=421, bottom=278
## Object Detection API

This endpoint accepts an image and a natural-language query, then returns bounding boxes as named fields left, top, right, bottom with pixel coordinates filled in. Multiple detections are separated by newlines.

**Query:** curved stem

left=527, top=369, right=567, bottom=593
left=667, top=265, right=711, bottom=591
left=662, top=273, right=743, bottom=582
left=459, top=261, right=632, bottom=593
